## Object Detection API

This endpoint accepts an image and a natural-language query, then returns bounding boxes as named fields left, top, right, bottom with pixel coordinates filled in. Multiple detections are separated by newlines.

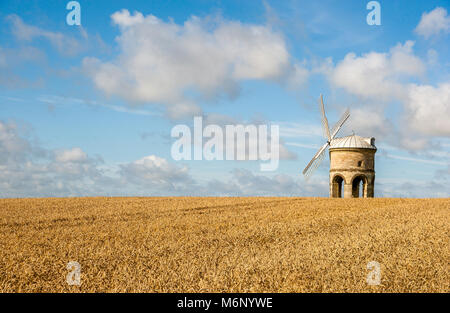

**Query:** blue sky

left=0, top=0, right=449, bottom=197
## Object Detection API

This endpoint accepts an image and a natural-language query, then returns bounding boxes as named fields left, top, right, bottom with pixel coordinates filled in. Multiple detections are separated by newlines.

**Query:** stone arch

left=351, top=175, right=367, bottom=198
left=331, top=174, right=345, bottom=198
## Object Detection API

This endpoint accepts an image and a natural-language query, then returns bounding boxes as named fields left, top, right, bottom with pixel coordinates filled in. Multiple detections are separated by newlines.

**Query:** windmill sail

left=330, top=108, right=350, bottom=140
left=320, top=94, right=331, bottom=142
left=302, top=142, right=328, bottom=177
left=302, top=95, right=350, bottom=179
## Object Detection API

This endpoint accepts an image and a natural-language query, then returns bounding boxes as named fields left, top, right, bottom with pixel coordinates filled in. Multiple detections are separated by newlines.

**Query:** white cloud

left=378, top=180, right=449, bottom=198
left=206, top=168, right=328, bottom=196
left=119, top=155, right=193, bottom=191
left=1, top=116, right=301, bottom=197
left=0, top=121, right=194, bottom=196
left=0, top=121, right=34, bottom=165
left=1, top=119, right=447, bottom=198
left=7, top=14, right=83, bottom=56
left=415, top=7, right=450, bottom=39
left=54, top=147, right=87, bottom=163
left=404, top=83, right=450, bottom=137
left=0, top=120, right=106, bottom=197
left=84, top=9, right=307, bottom=119
left=231, top=169, right=300, bottom=195
left=345, top=107, right=394, bottom=140
left=111, top=9, right=145, bottom=27
left=396, top=134, right=433, bottom=151
left=324, top=40, right=450, bottom=150
left=330, top=41, right=424, bottom=100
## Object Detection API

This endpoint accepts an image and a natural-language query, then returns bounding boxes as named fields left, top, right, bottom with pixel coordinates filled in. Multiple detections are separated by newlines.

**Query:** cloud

left=279, top=122, right=322, bottom=138
left=384, top=154, right=448, bottom=166
left=1, top=119, right=447, bottom=198
left=222, top=127, right=297, bottom=161
left=54, top=147, right=87, bottom=163
left=48, top=151, right=103, bottom=181
left=0, top=120, right=105, bottom=197
left=200, top=117, right=298, bottom=161
left=415, top=7, right=450, bottom=39
left=0, top=45, right=45, bottom=68
left=0, top=120, right=191, bottom=197
left=435, top=165, right=450, bottom=179
left=2, top=15, right=110, bottom=89
left=83, top=9, right=307, bottom=119
left=378, top=180, right=449, bottom=198
left=230, top=169, right=302, bottom=196
left=403, top=83, right=450, bottom=137
left=0, top=121, right=35, bottom=165
left=7, top=14, right=84, bottom=56
left=323, top=40, right=450, bottom=152
left=427, top=49, right=439, bottom=66
left=0, top=119, right=309, bottom=198
left=329, top=41, right=424, bottom=100
left=206, top=168, right=328, bottom=196
left=119, top=155, right=194, bottom=192
left=0, top=45, right=46, bottom=88
left=345, top=107, right=395, bottom=140
left=37, top=94, right=161, bottom=116
left=1, top=112, right=297, bottom=197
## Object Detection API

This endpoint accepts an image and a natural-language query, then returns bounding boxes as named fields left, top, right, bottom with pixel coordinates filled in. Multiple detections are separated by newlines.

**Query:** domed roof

left=329, top=134, right=376, bottom=150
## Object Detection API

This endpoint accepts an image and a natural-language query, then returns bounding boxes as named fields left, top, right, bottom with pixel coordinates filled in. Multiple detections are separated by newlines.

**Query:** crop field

left=0, top=197, right=448, bottom=293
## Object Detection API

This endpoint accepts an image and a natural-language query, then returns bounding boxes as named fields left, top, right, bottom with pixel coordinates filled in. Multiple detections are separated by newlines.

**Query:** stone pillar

left=344, top=183, right=353, bottom=198
left=329, top=178, right=333, bottom=197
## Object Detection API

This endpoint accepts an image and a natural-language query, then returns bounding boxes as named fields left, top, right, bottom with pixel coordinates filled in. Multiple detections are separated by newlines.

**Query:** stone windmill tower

left=302, top=95, right=377, bottom=198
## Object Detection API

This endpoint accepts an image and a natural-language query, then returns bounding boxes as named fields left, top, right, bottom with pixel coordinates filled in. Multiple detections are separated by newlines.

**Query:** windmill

left=302, top=94, right=350, bottom=178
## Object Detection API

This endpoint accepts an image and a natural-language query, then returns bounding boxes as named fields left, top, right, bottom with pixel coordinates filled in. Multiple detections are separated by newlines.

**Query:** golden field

left=0, top=197, right=448, bottom=293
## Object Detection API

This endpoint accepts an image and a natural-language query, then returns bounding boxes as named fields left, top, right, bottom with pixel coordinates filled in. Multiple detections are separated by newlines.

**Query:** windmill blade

left=330, top=108, right=350, bottom=140
left=303, top=145, right=327, bottom=179
left=319, top=94, right=331, bottom=142
left=302, top=142, right=329, bottom=178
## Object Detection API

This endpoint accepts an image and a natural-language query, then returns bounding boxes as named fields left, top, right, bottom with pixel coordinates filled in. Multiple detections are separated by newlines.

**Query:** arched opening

left=352, top=175, right=367, bottom=198
left=332, top=175, right=344, bottom=198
